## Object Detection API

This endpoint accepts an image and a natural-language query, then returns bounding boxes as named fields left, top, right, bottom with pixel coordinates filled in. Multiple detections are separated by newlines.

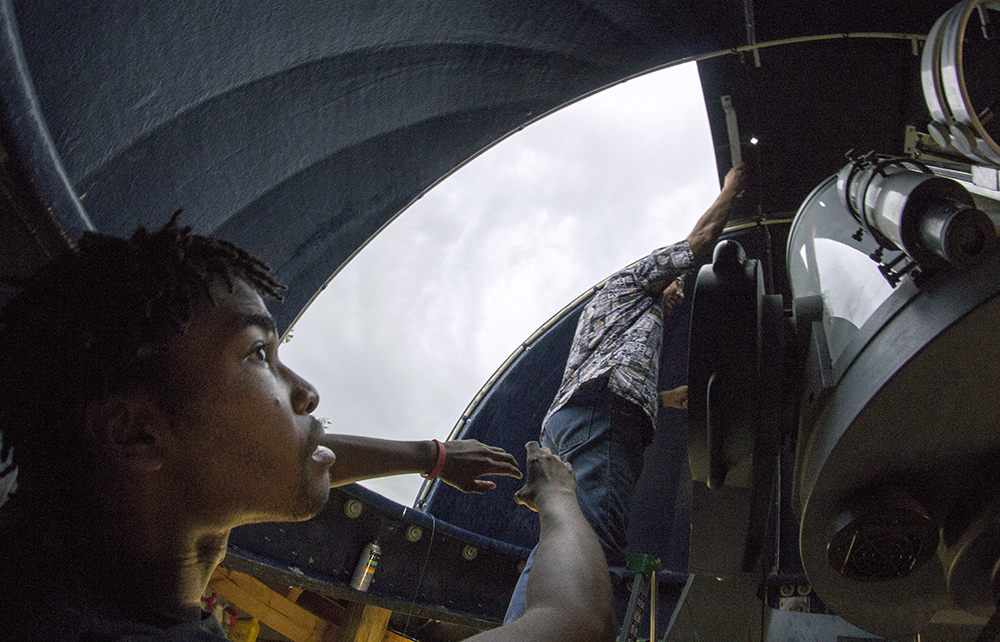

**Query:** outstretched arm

left=686, top=163, right=746, bottom=263
left=319, top=434, right=522, bottom=493
left=471, top=443, right=616, bottom=642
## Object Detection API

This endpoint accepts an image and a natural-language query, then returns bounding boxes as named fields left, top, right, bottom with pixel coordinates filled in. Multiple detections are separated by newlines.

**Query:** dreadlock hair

left=0, top=211, right=284, bottom=501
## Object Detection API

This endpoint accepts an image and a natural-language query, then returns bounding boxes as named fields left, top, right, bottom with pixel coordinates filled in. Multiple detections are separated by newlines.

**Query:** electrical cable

left=401, top=512, right=437, bottom=639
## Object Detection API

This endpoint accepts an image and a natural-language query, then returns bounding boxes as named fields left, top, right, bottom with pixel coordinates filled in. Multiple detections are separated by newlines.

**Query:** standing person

left=505, top=163, right=746, bottom=623
left=0, top=215, right=615, bottom=642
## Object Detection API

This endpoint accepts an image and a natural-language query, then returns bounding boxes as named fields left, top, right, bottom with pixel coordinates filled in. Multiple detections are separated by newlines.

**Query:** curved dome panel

left=2, top=0, right=953, bottom=327
left=4, top=0, right=742, bottom=328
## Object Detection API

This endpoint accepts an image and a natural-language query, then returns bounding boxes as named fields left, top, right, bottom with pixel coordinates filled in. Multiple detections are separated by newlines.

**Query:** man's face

left=662, top=276, right=685, bottom=317
left=162, top=278, right=335, bottom=528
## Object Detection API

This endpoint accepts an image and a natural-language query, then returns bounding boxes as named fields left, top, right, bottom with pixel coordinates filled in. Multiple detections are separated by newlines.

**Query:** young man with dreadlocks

left=0, top=215, right=615, bottom=642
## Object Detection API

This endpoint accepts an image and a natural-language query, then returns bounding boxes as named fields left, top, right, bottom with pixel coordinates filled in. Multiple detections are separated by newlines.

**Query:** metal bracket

left=722, top=95, right=743, bottom=167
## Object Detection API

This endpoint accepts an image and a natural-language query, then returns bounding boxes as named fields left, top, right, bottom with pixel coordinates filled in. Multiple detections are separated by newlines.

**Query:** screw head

left=344, top=499, right=363, bottom=519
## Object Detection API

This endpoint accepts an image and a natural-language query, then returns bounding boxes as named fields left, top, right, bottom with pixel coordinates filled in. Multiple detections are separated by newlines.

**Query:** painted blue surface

left=0, top=0, right=951, bottom=330
left=229, top=482, right=692, bottom=632
left=228, top=483, right=530, bottom=624
left=1, top=0, right=746, bottom=331
left=0, top=3, right=93, bottom=238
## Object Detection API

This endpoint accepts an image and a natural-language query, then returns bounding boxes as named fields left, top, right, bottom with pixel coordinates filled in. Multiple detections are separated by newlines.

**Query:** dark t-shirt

left=5, top=599, right=229, bottom=641
left=106, top=614, right=229, bottom=642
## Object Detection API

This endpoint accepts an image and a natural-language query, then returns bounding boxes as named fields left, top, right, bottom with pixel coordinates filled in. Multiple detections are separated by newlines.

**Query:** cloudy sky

left=280, top=61, right=721, bottom=505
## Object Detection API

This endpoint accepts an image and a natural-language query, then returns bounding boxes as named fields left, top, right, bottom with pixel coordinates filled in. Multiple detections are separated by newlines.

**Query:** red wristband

left=421, top=439, right=446, bottom=480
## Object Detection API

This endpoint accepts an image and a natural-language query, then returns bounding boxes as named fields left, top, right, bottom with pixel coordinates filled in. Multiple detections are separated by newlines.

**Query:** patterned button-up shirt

left=542, top=240, right=695, bottom=432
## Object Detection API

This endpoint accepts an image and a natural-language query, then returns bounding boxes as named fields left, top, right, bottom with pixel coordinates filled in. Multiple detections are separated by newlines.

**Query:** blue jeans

left=504, top=383, right=651, bottom=623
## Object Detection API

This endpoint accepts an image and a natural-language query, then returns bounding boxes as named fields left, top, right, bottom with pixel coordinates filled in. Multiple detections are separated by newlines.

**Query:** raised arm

left=319, top=434, right=522, bottom=493
left=686, top=162, right=746, bottom=263
left=471, top=443, right=616, bottom=642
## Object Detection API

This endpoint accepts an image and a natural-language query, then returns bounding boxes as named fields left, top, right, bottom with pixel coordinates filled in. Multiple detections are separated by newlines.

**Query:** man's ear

left=85, top=393, right=169, bottom=473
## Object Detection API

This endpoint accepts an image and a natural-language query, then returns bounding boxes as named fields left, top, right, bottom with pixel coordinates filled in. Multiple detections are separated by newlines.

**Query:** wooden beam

left=209, top=566, right=335, bottom=642
left=355, top=604, right=391, bottom=642
left=336, top=602, right=392, bottom=642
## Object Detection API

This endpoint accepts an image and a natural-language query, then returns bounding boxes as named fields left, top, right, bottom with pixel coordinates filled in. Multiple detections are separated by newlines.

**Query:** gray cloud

left=280, top=62, right=722, bottom=504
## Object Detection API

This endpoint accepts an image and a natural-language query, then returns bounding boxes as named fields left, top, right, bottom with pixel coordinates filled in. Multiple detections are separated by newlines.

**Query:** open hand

left=439, top=439, right=522, bottom=493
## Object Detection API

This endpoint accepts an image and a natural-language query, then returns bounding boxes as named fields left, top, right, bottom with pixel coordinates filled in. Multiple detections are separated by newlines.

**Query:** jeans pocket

left=542, top=400, right=598, bottom=456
